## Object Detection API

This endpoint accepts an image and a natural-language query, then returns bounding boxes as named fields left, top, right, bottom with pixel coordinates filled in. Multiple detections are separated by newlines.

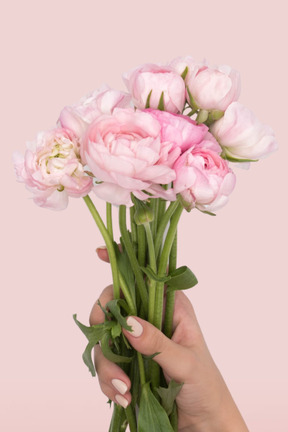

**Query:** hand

left=90, top=247, right=249, bottom=432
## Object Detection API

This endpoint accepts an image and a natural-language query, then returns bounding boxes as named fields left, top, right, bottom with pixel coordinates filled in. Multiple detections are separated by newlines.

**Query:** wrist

left=185, top=393, right=249, bottom=432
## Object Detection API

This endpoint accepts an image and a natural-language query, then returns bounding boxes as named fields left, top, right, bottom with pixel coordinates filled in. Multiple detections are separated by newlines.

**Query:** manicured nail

left=112, top=379, right=128, bottom=395
left=115, top=394, right=128, bottom=408
left=126, top=317, right=143, bottom=337
left=96, top=245, right=106, bottom=251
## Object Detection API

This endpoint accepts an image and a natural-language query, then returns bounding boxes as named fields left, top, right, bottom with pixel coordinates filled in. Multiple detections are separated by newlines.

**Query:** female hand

left=89, top=247, right=249, bottom=432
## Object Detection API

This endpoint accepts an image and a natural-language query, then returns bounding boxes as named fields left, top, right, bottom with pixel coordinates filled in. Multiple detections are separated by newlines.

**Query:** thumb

left=123, top=316, right=192, bottom=383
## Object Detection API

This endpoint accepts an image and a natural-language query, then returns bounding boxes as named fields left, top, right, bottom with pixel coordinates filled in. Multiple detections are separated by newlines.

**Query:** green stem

left=169, top=402, right=178, bottom=431
left=106, top=202, right=113, bottom=240
left=153, top=204, right=183, bottom=330
left=137, top=224, right=146, bottom=267
left=144, top=222, right=157, bottom=324
left=154, top=200, right=179, bottom=260
left=164, top=232, right=177, bottom=338
left=150, top=198, right=159, bottom=239
left=151, top=204, right=183, bottom=389
left=157, top=198, right=166, bottom=230
left=137, top=351, right=146, bottom=386
left=129, top=206, right=137, bottom=246
left=109, top=404, right=125, bottom=432
left=119, top=206, right=148, bottom=317
left=119, top=271, right=136, bottom=315
left=83, top=196, right=120, bottom=299
left=125, top=405, right=137, bottom=432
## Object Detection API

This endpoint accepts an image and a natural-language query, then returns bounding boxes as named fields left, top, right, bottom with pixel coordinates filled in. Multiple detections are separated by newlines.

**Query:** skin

left=90, top=247, right=250, bottom=432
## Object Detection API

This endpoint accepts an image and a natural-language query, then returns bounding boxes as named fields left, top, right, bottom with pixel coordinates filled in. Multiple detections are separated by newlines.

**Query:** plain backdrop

left=1, top=1, right=287, bottom=431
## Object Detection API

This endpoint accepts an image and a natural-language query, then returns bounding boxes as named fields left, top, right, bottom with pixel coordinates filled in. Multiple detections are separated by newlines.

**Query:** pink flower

left=123, top=64, right=186, bottom=113
left=173, top=137, right=236, bottom=212
left=13, top=128, right=93, bottom=210
left=58, top=85, right=132, bottom=157
left=148, top=109, right=208, bottom=156
left=169, top=56, right=198, bottom=80
left=84, top=108, right=177, bottom=206
left=186, top=61, right=240, bottom=111
left=210, top=102, right=278, bottom=160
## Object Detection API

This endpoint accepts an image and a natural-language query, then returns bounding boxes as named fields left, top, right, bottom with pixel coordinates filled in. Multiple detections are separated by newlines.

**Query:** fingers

left=171, top=291, right=204, bottom=348
left=89, top=285, right=114, bottom=325
left=94, top=345, right=131, bottom=408
left=96, top=245, right=122, bottom=263
left=96, top=246, right=110, bottom=263
left=123, top=316, right=196, bottom=383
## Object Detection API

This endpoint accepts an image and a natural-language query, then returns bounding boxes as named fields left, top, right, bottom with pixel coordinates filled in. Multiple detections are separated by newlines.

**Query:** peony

left=84, top=108, right=178, bottom=206
left=173, top=136, right=236, bottom=212
left=58, top=85, right=132, bottom=151
left=169, top=55, right=198, bottom=81
left=148, top=109, right=208, bottom=155
left=123, top=64, right=186, bottom=113
left=210, top=102, right=278, bottom=160
left=185, top=61, right=241, bottom=112
left=13, top=128, right=93, bottom=210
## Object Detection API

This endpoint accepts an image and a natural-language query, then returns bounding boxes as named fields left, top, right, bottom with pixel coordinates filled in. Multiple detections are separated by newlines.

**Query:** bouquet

left=14, top=56, right=277, bottom=431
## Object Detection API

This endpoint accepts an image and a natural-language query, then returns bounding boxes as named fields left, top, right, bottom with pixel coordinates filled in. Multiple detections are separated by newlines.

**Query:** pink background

left=1, top=0, right=287, bottom=430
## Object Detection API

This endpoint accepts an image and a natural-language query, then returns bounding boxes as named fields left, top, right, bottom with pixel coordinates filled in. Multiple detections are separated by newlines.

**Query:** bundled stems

left=144, top=222, right=157, bottom=323
left=83, top=195, right=120, bottom=299
left=83, top=195, right=185, bottom=430
left=164, top=232, right=177, bottom=338
left=119, top=205, right=148, bottom=316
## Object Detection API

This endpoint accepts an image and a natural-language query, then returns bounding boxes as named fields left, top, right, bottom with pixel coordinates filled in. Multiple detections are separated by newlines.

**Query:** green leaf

left=156, top=380, right=183, bottom=416
left=105, top=299, right=132, bottom=331
left=145, top=90, right=152, bottom=108
left=138, top=383, right=174, bottom=432
left=186, top=86, right=199, bottom=110
left=166, top=266, right=198, bottom=292
left=82, top=341, right=97, bottom=376
left=141, top=265, right=171, bottom=283
left=73, top=314, right=106, bottom=376
left=198, top=209, right=216, bottom=216
left=157, top=91, right=165, bottom=111
left=111, top=321, right=122, bottom=339
left=101, top=332, right=133, bottom=364
left=181, top=66, right=188, bottom=80
left=221, top=151, right=258, bottom=163
left=115, top=240, right=136, bottom=306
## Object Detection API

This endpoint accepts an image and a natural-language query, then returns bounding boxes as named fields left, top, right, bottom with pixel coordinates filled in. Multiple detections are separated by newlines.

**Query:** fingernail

left=126, top=317, right=143, bottom=337
left=115, top=394, right=128, bottom=408
left=96, top=245, right=106, bottom=251
left=112, top=379, right=128, bottom=395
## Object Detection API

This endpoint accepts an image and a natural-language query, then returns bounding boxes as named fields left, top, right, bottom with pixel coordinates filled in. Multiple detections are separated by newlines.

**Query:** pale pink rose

left=147, top=109, right=209, bottom=158
left=13, top=128, right=93, bottom=210
left=58, top=85, right=132, bottom=155
left=123, top=64, right=186, bottom=113
left=210, top=102, right=278, bottom=160
left=84, top=108, right=177, bottom=206
left=169, top=56, right=198, bottom=80
left=173, top=138, right=236, bottom=212
left=186, top=62, right=241, bottom=111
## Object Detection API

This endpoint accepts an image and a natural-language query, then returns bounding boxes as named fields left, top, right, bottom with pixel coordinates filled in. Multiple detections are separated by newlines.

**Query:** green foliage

left=73, top=298, right=135, bottom=376
left=138, top=383, right=174, bottom=432
left=157, top=92, right=165, bottom=111
left=166, top=266, right=198, bottom=292
left=145, top=90, right=152, bottom=108
left=156, top=380, right=183, bottom=416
